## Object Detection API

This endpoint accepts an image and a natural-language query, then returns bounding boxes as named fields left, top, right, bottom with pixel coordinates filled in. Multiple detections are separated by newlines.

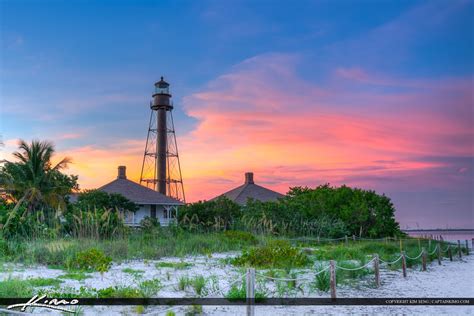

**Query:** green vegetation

left=58, top=272, right=91, bottom=281
left=225, top=280, right=266, bottom=301
left=27, top=277, right=63, bottom=287
left=180, top=185, right=402, bottom=238
left=74, top=248, right=112, bottom=272
left=137, top=278, right=163, bottom=297
left=178, top=275, right=191, bottom=291
left=232, top=240, right=310, bottom=268
left=185, top=305, right=203, bottom=316
left=39, top=279, right=162, bottom=298
left=155, top=261, right=192, bottom=269
left=312, top=265, right=330, bottom=292
left=0, top=277, right=63, bottom=297
left=190, top=275, right=207, bottom=296
left=223, top=230, right=257, bottom=244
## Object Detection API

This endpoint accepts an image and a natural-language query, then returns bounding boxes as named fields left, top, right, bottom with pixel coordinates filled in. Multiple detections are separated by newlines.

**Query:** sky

left=0, top=0, right=473, bottom=229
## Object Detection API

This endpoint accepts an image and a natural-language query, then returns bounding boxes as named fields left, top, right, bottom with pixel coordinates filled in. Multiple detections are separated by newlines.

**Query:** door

left=150, top=205, right=157, bottom=218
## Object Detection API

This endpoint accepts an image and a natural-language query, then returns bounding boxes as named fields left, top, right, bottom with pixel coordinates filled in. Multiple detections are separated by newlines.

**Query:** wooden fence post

left=345, top=235, right=348, bottom=246
left=317, top=236, right=320, bottom=244
left=401, top=251, right=407, bottom=278
left=421, top=247, right=427, bottom=271
left=448, top=246, right=453, bottom=261
left=417, top=238, right=421, bottom=250
left=374, top=254, right=380, bottom=287
left=352, top=235, right=356, bottom=242
left=437, top=243, right=441, bottom=265
left=428, top=239, right=431, bottom=251
left=246, top=268, right=255, bottom=316
left=458, top=240, right=462, bottom=259
left=399, top=239, right=403, bottom=252
left=330, top=260, right=336, bottom=300
left=465, top=240, right=469, bottom=256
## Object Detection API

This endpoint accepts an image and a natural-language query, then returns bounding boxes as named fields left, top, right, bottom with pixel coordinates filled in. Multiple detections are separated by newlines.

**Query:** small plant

left=122, top=268, right=145, bottom=274
left=156, top=261, right=192, bottom=269
left=138, top=278, right=162, bottom=297
left=97, top=286, right=143, bottom=298
left=185, top=304, right=203, bottom=316
left=225, top=281, right=266, bottom=301
left=178, top=275, right=191, bottom=291
left=74, top=248, right=112, bottom=272
left=135, top=305, right=145, bottom=314
left=191, top=276, right=207, bottom=296
left=122, top=268, right=145, bottom=280
left=59, top=272, right=91, bottom=281
left=312, top=265, right=330, bottom=292
left=165, top=311, right=176, bottom=316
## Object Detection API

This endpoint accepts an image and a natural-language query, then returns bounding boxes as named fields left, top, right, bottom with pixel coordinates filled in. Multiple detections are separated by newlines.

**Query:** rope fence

left=144, top=238, right=472, bottom=316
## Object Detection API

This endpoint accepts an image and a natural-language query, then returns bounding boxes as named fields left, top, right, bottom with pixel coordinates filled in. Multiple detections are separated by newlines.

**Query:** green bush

left=223, top=230, right=257, bottom=244
left=140, top=216, right=161, bottom=233
left=232, top=240, right=310, bottom=268
left=74, top=248, right=112, bottom=272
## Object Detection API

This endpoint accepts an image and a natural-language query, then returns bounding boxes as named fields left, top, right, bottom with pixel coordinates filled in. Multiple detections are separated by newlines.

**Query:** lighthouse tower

left=140, top=77, right=185, bottom=202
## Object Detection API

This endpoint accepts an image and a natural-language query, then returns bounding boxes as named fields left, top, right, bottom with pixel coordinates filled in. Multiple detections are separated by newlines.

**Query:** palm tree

left=0, top=139, right=74, bottom=212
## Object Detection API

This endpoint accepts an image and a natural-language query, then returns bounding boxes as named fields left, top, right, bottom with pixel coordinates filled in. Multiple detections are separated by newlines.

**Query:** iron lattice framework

left=140, top=79, right=185, bottom=202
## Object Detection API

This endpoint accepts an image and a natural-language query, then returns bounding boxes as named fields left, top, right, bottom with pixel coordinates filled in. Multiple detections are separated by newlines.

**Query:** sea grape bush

left=74, top=248, right=112, bottom=272
left=231, top=240, right=310, bottom=268
left=180, top=184, right=402, bottom=238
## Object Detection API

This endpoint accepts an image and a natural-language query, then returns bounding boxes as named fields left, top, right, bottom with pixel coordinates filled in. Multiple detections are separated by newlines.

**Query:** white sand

left=1, top=252, right=473, bottom=315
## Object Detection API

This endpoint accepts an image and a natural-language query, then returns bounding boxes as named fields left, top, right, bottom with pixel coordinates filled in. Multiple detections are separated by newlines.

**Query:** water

left=405, top=230, right=474, bottom=247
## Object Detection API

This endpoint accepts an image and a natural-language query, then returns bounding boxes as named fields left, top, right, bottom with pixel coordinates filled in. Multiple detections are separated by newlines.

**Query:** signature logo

left=7, top=295, right=79, bottom=313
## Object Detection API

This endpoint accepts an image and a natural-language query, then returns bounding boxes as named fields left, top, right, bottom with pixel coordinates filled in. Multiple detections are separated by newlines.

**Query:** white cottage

left=99, top=166, right=183, bottom=226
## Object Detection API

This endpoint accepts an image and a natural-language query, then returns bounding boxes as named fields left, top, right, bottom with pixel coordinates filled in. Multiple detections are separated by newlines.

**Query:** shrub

left=223, top=230, right=257, bottom=244
left=140, top=216, right=161, bottom=233
left=232, top=240, right=310, bottom=268
left=74, top=248, right=112, bottom=272
left=138, top=278, right=162, bottom=297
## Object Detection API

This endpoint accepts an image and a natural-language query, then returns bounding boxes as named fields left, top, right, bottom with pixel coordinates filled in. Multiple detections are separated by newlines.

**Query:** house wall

left=124, top=204, right=177, bottom=226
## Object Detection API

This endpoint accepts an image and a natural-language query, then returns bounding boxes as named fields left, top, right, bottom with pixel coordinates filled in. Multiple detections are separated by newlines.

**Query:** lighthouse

left=140, top=77, right=185, bottom=202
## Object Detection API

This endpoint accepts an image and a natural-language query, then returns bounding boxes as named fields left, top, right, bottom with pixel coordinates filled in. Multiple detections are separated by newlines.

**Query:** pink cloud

left=178, top=54, right=473, bottom=201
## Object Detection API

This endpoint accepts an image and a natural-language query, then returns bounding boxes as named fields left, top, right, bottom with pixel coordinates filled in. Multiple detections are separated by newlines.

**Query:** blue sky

left=1, top=0, right=473, bottom=228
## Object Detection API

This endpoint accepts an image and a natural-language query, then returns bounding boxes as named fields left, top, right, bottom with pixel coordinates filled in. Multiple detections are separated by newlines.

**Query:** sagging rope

left=256, top=265, right=330, bottom=282
left=428, top=244, right=439, bottom=256
left=442, top=244, right=451, bottom=253
left=379, top=255, right=403, bottom=265
left=335, top=257, right=376, bottom=271
left=405, top=250, right=424, bottom=260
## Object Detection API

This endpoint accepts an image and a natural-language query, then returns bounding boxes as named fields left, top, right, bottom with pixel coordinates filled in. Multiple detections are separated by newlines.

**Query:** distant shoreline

left=402, top=229, right=474, bottom=232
